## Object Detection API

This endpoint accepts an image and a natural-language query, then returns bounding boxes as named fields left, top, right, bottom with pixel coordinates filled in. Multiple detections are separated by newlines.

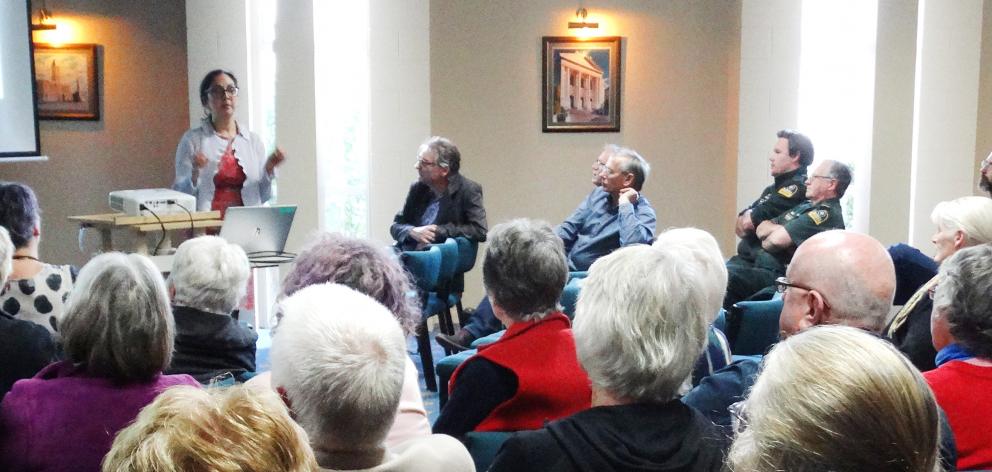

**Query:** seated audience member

left=434, top=219, right=591, bottom=437
left=727, top=326, right=941, bottom=472
left=248, top=232, right=431, bottom=447
left=438, top=146, right=656, bottom=351
left=165, top=236, right=257, bottom=383
left=390, top=136, right=487, bottom=251
left=886, top=196, right=992, bottom=372
left=0, top=253, right=199, bottom=472
left=733, top=129, right=812, bottom=249
left=685, top=230, right=957, bottom=469
left=653, top=227, right=731, bottom=388
left=490, top=244, right=725, bottom=471
left=0, top=181, right=75, bottom=333
left=889, top=243, right=939, bottom=305
left=926, top=244, right=992, bottom=470
left=271, top=284, right=474, bottom=472
left=979, top=150, right=992, bottom=197
left=687, top=230, right=895, bottom=428
left=102, top=384, right=316, bottom=472
left=724, top=159, right=850, bottom=308
left=0, top=227, right=57, bottom=397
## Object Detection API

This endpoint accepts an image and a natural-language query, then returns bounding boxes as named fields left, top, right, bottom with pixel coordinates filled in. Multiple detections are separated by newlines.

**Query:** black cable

left=141, top=204, right=167, bottom=256
left=170, top=200, right=194, bottom=236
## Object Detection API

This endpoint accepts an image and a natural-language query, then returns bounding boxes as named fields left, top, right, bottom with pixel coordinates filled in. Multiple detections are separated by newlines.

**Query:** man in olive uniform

left=730, top=129, right=814, bottom=267
left=723, top=159, right=851, bottom=308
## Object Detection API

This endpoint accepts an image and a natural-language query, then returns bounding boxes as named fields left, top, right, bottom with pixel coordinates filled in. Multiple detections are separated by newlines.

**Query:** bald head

left=780, top=230, right=895, bottom=336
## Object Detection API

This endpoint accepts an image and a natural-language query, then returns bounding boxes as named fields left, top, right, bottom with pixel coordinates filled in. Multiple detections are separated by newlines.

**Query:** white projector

left=109, top=189, right=197, bottom=217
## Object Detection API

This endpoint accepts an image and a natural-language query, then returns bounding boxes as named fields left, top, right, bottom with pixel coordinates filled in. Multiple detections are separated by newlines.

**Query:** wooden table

left=69, top=211, right=222, bottom=255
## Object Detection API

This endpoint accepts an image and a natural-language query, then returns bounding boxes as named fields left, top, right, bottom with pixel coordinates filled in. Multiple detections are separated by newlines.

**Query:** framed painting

left=33, top=43, right=100, bottom=120
left=542, top=36, right=621, bottom=132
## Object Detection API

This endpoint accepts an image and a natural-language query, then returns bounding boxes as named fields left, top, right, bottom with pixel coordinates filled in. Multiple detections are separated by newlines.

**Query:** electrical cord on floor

left=141, top=204, right=167, bottom=256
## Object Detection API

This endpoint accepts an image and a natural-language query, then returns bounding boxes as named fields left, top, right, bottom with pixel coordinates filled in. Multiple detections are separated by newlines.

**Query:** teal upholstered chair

left=450, top=237, right=479, bottom=326
left=464, top=431, right=513, bottom=471
left=427, top=238, right=460, bottom=342
left=725, top=298, right=783, bottom=356
left=402, top=245, right=443, bottom=391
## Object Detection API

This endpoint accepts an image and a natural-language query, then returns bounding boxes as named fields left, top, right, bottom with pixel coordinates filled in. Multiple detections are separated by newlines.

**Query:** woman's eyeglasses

left=208, top=85, right=239, bottom=98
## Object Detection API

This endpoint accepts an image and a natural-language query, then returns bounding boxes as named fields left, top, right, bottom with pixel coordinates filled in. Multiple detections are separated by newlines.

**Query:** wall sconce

left=568, top=8, right=599, bottom=30
left=31, top=0, right=57, bottom=31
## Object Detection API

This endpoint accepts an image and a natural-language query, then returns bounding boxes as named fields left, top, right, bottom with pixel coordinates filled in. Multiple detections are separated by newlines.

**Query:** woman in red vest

left=433, top=219, right=591, bottom=437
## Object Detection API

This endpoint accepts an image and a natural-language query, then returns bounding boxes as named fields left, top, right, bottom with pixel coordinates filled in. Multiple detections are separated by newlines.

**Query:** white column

left=908, top=0, right=983, bottom=248
left=869, top=0, right=918, bottom=245
left=737, top=0, right=803, bottom=213
left=273, top=0, right=319, bottom=253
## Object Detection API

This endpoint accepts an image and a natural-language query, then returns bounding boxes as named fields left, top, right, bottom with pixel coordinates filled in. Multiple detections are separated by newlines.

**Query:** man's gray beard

left=982, top=175, right=992, bottom=195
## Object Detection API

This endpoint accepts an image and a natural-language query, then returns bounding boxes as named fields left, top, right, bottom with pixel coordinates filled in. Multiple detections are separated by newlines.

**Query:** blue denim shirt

left=556, top=187, right=657, bottom=271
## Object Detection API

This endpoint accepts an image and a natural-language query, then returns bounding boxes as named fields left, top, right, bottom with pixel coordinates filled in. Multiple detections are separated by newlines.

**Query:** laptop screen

left=218, top=205, right=297, bottom=255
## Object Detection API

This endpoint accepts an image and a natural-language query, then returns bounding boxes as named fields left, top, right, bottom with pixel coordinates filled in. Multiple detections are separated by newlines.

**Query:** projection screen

left=0, top=0, right=41, bottom=158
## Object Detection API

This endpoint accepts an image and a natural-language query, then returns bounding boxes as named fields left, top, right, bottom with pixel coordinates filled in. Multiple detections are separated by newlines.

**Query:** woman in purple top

left=0, top=252, right=200, bottom=472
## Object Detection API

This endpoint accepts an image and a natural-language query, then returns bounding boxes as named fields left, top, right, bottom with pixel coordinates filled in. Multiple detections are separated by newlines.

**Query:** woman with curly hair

left=249, top=232, right=429, bottom=446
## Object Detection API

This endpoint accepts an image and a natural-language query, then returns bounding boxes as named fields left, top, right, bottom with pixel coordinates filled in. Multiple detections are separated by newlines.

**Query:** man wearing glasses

left=437, top=146, right=656, bottom=351
left=688, top=230, right=958, bottom=468
left=723, top=159, right=851, bottom=308
left=979, top=151, right=992, bottom=197
left=390, top=136, right=487, bottom=251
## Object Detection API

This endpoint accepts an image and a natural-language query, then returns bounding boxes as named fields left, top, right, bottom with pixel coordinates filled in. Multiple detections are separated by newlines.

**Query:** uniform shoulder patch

left=777, top=184, right=799, bottom=198
left=807, top=209, right=829, bottom=225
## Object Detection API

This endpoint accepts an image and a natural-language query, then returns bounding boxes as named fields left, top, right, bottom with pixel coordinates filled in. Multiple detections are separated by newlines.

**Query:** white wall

left=908, top=0, right=984, bottom=248
left=430, top=0, right=742, bottom=301
left=368, top=0, right=432, bottom=246
left=737, top=0, right=802, bottom=212
left=185, top=0, right=249, bottom=128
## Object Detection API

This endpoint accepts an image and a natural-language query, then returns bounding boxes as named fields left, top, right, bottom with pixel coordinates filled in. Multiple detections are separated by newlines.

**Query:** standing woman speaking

left=173, top=69, right=286, bottom=215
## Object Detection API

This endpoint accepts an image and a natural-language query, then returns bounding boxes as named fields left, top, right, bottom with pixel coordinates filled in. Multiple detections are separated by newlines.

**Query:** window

left=798, top=0, right=878, bottom=231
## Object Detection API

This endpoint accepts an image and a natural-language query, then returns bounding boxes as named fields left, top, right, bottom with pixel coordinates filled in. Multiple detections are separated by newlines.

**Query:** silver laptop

left=219, top=205, right=297, bottom=255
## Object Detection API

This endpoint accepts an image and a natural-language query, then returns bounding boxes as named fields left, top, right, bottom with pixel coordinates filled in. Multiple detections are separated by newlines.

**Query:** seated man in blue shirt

left=437, top=146, right=657, bottom=351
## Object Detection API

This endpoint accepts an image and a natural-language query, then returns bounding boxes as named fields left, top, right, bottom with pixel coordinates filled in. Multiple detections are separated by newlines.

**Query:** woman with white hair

left=926, top=244, right=992, bottom=470
left=164, top=235, right=257, bottom=383
left=0, top=226, right=57, bottom=397
left=489, top=244, right=725, bottom=471
left=271, top=284, right=473, bottom=471
left=0, top=253, right=200, bottom=472
left=434, top=219, right=591, bottom=438
left=727, top=325, right=940, bottom=472
left=247, top=231, right=431, bottom=447
left=886, top=195, right=992, bottom=371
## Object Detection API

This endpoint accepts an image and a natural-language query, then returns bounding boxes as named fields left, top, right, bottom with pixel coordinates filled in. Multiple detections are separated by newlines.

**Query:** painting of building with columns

left=543, top=37, right=621, bottom=132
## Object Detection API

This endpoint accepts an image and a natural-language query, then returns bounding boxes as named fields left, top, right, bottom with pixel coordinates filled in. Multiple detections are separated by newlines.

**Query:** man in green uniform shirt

left=724, top=159, right=851, bottom=308
left=731, top=129, right=813, bottom=266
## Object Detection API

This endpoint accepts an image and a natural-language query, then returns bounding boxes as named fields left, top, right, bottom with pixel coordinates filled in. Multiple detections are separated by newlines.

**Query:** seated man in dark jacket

left=390, top=136, right=487, bottom=250
left=165, top=236, right=257, bottom=384
left=0, top=226, right=57, bottom=397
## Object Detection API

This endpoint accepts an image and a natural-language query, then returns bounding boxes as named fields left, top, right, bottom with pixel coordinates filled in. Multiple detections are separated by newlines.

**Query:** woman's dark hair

left=199, top=69, right=238, bottom=107
left=0, top=181, right=40, bottom=249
